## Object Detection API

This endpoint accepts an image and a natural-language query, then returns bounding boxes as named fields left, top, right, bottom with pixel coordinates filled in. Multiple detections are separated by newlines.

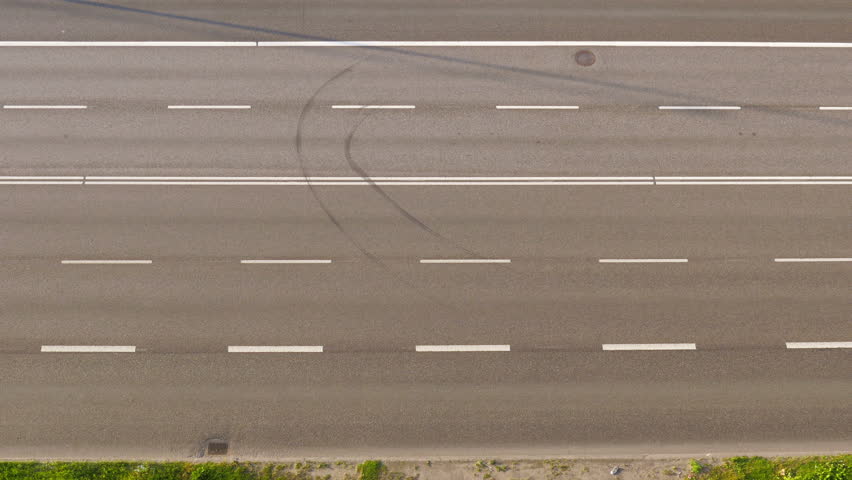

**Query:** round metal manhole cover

left=575, top=50, right=596, bottom=67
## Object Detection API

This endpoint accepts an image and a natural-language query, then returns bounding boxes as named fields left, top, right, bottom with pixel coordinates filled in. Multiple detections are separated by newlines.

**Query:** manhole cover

left=206, top=440, right=229, bottom=456
left=575, top=50, right=596, bottom=66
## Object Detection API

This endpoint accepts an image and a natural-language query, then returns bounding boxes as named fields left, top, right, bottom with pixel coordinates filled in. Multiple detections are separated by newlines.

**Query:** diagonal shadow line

left=60, top=0, right=679, bottom=100
left=61, top=0, right=851, bottom=128
left=62, top=0, right=327, bottom=41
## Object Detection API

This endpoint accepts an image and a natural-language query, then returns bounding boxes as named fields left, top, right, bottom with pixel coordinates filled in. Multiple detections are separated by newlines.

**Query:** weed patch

left=357, top=461, right=385, bottom=480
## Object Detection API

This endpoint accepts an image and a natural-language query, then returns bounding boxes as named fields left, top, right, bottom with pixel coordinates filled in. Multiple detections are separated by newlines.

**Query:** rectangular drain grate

left=206, top=440, right=229, bottom=455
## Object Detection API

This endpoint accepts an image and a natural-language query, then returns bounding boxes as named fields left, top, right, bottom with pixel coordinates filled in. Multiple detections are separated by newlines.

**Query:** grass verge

left=0, top=455, right=848, bottom=480
left=695, top=455, right=851, bottom=480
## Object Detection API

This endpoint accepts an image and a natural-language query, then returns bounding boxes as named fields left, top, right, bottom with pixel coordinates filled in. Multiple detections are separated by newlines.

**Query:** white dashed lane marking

left=786, top=342, right=852, bottom=349
left=420, top=259, right=511, bottom=264
left=496, top=105, right=579, bottom=110
left=602, top=343, right=697, bottom=351
left=416, top=345, right=511, bottom=352
left=332, top=105, right=415, bottom=109
left=61, top=260, right=152, bottom=264
left=658, top=106, right=741, bottom=110
left=167, top=105, right=251, bottom=109
left=240, top=259, right=332, bottom=264
left=228, top=346, right=324, bottom=353
left=3, top=105, right=87, bottom=109
left=41, top=345, right=136, bottom=353
left=774, top=258, right=852, bottom=263
left=599, top=258, right=688, bottom=263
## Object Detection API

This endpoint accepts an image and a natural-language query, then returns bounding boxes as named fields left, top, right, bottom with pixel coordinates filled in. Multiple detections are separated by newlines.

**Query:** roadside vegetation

left=0, top=455, right=848, bottom=480
left=691, top=456, right=850, bottom=480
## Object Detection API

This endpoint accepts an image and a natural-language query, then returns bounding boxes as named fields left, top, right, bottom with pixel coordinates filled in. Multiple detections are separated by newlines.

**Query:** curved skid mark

left=295, top=62, right=461, bottom=311
left=295, top=62, right=379, bottom=262
left=343, top=112, right=492, bottom=260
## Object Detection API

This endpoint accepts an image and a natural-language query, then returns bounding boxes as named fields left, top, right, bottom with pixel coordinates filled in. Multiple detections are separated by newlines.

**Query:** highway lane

left=1, top=0, right=851, bottom=42
left=0, top=351, right=849, bottom=458
left=0, top=46, right=850, bottom=177
left=1, top=186, right=849, bottom=353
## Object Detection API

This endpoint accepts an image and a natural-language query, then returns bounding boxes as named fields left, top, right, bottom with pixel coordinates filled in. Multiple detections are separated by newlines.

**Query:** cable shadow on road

left=59, top=0, right=852, bottom=129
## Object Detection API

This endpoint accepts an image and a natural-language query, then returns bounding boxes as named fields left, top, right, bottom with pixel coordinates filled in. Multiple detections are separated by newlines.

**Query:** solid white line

left=658, top=176, right=852, bottom=180
left=420, top=259, right=511, bottom=264
left=241, top=259, right=332, bottom=264
left=786, top=342, right=852, bottom=349
left=0, top=181, right=83, bottom=185
left=599, top=258, right=688, bottom=263
left=0, top=176, right=85, bottom=180
left=416, top=345, right=511, bottom=352
left=819, top=107, right=852, bottom=111
left=61, top=260, right=152, bottom=264
left=167, top=105, right=251, bottom=109
left=7, top=175, right=851, bottom=187
left=41, top=345, right=136, bottom=353
left=332, top=105, right=415, bottom=109
left=774, top=258, right=852, bottom=263
left=86, top=176, right=653, bottom=181
left=602, top=343, right=696, bottom=351
left=496, top=105, right=579, bottom=110
left=228, top=346, right=324, bottom=353
left=2, top=41, right=851, bottom=48
left=0, top=41, right=256, bottom=47
left=3, top=105, right=87, bottom=109
left=85, top=181, right=652, bottom=186
left=259, top=41, right=852, bottom=48
left=657, top=181, right=852, bottom=185
left=658, top=106, right=741, bottom=110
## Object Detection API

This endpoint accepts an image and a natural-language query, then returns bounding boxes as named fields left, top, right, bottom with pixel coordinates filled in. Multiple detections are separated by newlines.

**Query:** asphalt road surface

left=0, top=27, right=850, bottom=461
left=1, top=0, right=852, bottom=42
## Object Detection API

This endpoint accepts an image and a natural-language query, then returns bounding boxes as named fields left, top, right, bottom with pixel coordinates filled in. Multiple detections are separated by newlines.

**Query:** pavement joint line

left=785, top=342, right=852, bottom=349
left=416, top=345, right=511, bottom=352
left=774, top=258, right=852, bottom=262
left=228, top=346, right=324, bottom=353
left=819, top=106, right=852, bottom=110
left=599, top=258, right=688, bottom=263
left=167, top=105, right=251, bottom=109
left=496, top=105, right=579, bottom=110
left=61, top=259, right=153, bottom=264
left=3, top=105, right=87, bottom=109
left=602, top=343, right=697, bottom=351
left=658, top=106, right=741, bottom=110
left=41, top=345, right=136, bottom=353
left=331, top=105, right=415, bottom=109
left=240, top=259, right=332, bottom=264
left=3, top=41, right=852, bottom=47
left=420, top=259, right=511, bottom=264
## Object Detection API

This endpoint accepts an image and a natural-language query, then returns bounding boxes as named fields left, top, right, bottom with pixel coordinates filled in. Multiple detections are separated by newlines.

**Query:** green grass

left=0, top=462, right=331, bottom=480
left=698, top=456, right=852, bottom=480
left=0, top=456, right=848, bottom=480
left=356, top=461, right=384, bottom=480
